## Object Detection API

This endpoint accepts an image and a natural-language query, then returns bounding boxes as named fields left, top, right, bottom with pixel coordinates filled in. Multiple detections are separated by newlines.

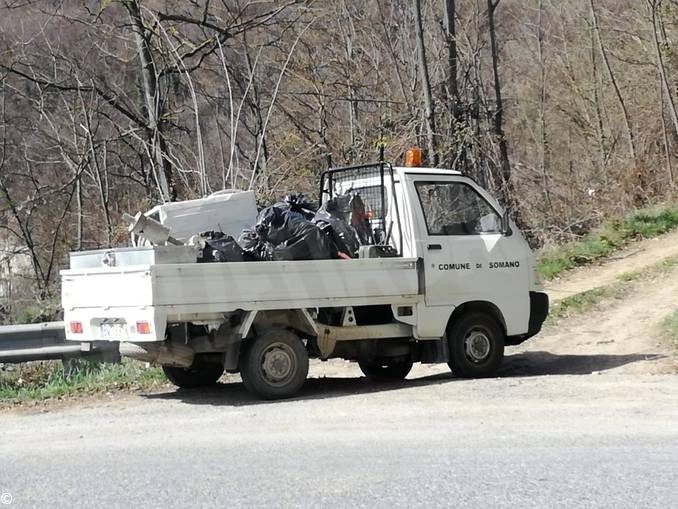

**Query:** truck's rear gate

left=62, top=267, right=153, bottom=308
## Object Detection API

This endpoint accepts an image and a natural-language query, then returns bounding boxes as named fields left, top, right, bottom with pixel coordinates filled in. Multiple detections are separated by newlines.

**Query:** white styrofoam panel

left=147, top=190, right=258, bottom=241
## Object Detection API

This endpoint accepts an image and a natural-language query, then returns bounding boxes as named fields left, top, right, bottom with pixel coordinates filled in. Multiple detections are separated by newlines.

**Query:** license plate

left=100, top=322, right=128, bottom=340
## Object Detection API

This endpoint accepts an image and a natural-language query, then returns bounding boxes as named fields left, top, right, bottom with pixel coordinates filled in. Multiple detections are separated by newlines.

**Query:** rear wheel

left=447, top=312, right=504, bottom=377
left=240, top=329, right=309, bottom=400
left=359, top=359, right=413, bottom=380
left=163, top=355, right=224, bottom=389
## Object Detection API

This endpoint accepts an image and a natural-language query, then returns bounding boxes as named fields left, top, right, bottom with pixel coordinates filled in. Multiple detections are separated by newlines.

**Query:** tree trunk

left=443, top=0, right=465, bottom=169
left=413, top=0, right=437, bottom=165
left=589, top=0, right=640, bottom=203
left=590, top=24, right=608, bottom=182
left=659, top=67, right=674, bottom=185
left=75, top=175, right=83, bottom=251
left=653, top=1, right=675, bottom=186
left=487, top=0, right=515, bottom=210
left=649, top=0, right=678, bottom=139
left=124, top=0, right=175, bottom=202
left=536, top=0, right=552, bottom=212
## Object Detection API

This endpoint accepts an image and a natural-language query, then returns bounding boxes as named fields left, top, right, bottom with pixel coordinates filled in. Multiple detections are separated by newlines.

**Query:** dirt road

left=544, top=229, right=678, bottom=301
left=1, top=231, right=677, bottom=508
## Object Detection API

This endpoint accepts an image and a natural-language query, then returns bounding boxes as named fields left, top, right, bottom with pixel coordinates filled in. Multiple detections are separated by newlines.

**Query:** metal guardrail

left=0, top=321, right=118, bottom=363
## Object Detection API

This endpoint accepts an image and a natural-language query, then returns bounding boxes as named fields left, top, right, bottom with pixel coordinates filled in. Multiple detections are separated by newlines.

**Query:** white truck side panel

left=151, top=258, right=419, bottom=308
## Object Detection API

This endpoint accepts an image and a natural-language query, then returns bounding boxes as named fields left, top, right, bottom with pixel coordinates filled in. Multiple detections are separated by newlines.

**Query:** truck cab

left=322, top=163, right=546, bottom=340
left=61, top=159, right=548, bottom=400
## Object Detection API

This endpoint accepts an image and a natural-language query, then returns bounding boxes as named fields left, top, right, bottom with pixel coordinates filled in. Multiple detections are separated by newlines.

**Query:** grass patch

left=0, top=360, right=167, bottom=404
left=546, top=285, right=621, bottom=324
left=10, top=297, right=61, bottom=325
left=662, top=310, right=678, bottom=350
left=537, top=206, right=678, bottom=280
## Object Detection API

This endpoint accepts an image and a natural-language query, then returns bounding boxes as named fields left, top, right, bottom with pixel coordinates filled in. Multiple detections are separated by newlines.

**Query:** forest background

left=0, top=0, right=676, bottom=319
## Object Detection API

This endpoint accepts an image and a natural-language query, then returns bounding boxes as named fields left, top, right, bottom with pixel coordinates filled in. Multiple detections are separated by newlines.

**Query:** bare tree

left=648, top=1, right=678, bottom=174
left=413, top=0, right=438, bottom=165
left=536, top=0, right=552, bottom=212
left=123, top=0, right=174, bottom=201
left=487, top=0, right=514, bottom=210
left=589, top=0, right=640, bottom=203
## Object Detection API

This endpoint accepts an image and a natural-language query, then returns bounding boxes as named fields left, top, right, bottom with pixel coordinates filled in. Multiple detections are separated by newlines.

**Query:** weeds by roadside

left=0, top=360, right=167, bottom=404
left=537, top=206, right=678, bottom=280
left=546, top=286, right=621, bottom=323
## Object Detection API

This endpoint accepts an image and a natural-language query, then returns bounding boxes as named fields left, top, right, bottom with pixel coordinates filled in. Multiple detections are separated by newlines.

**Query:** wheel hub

left=261, top=343, right=296, bottom=385
left=465, top=330, right=491, bottom=363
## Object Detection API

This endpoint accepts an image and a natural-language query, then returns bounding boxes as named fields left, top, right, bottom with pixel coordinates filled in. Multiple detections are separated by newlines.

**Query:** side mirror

left=501, top=209, right=513, bottom=236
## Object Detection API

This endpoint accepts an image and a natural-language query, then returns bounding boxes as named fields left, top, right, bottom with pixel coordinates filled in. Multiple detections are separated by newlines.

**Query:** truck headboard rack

left=319, top=162, right=404, bottom=256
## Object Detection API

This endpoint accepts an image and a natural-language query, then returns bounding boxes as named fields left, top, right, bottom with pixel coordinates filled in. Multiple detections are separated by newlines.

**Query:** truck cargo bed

left=62, top=257, right=420, bottom=316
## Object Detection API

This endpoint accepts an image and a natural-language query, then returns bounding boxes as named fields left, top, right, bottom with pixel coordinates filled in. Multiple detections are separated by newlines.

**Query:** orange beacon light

left=404, top=147, right=423, bottom=167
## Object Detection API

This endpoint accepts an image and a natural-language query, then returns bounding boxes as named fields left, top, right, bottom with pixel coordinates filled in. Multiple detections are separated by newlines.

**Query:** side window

left=415, top=181, right=501, bottom=235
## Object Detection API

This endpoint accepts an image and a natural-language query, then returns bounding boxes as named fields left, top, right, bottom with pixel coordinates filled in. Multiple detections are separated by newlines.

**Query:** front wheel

left=359, top=359, right=413, bottom=380
left=240, top=329, right=309, bottom=400
left=447, top=312, right=504, bottom=378
left=163, top=356, right=224, bottom=389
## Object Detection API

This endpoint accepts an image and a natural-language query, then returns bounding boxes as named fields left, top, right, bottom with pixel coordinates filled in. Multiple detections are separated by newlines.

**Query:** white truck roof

left=393, top=167, right=463, bottom=176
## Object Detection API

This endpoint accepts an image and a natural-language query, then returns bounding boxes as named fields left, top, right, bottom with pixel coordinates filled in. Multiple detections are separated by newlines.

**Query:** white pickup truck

left=61, top=161, right=548, bottom=399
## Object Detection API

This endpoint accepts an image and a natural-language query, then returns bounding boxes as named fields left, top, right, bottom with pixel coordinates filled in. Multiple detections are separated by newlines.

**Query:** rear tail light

left=69, top=321, right=83, bottom=334
left=136, top=321, right=151, bottom=334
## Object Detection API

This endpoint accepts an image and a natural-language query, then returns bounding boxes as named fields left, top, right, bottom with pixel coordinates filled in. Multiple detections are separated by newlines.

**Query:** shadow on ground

left=143, top=350, right=664, bottom=407
left=497, top=351, right=665, bottom=377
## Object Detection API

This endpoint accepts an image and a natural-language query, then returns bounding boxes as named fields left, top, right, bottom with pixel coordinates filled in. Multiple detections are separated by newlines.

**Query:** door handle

left=427, top=244, right=442, bottom=250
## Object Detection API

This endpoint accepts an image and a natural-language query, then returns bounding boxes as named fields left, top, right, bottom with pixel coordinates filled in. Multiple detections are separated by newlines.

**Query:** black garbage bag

left=240, top=203, right=334, bottom=261
left=271, top=216, right=333, bottom=261
left=238, top=227, right=275, bottom=261
left=279, top=192, right=317, bottom=220
left=198, top=231, right=257, bottom=262
left=313, top=192, right=373, bottom=257
left=255, top=205, right=287, bottom=244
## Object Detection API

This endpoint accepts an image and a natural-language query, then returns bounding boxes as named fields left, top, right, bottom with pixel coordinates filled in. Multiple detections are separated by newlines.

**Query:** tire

left=358, top=359, right=413, bottom=380
left=447, top=312, right=504, bottom=378
left=163, top=355, right=224, bottom=389
left=240, top=329, right=309, bottom=400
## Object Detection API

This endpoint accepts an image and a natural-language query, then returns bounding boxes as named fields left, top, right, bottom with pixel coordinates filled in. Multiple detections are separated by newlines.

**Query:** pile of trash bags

left=197, top=192, right=374, bottom=263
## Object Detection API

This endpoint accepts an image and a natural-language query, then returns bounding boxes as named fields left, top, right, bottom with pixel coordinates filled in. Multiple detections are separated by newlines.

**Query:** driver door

left=408, top=176, right=530, bottom=330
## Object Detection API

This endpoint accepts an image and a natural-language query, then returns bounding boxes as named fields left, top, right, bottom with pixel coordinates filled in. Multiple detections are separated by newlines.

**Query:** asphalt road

left=1, top=361, right=677, bottom=508
left=7, top=227, right=678, bottom=507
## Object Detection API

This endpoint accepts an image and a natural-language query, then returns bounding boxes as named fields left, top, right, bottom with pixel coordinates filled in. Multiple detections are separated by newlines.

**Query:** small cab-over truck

left=61, top=158, right=548, bottom=399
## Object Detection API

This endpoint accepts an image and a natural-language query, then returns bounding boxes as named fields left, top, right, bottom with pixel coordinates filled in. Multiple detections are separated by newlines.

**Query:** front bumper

left=527, top=291, right=549, bottom=338
left=506, top=291, right=549, bottom=345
